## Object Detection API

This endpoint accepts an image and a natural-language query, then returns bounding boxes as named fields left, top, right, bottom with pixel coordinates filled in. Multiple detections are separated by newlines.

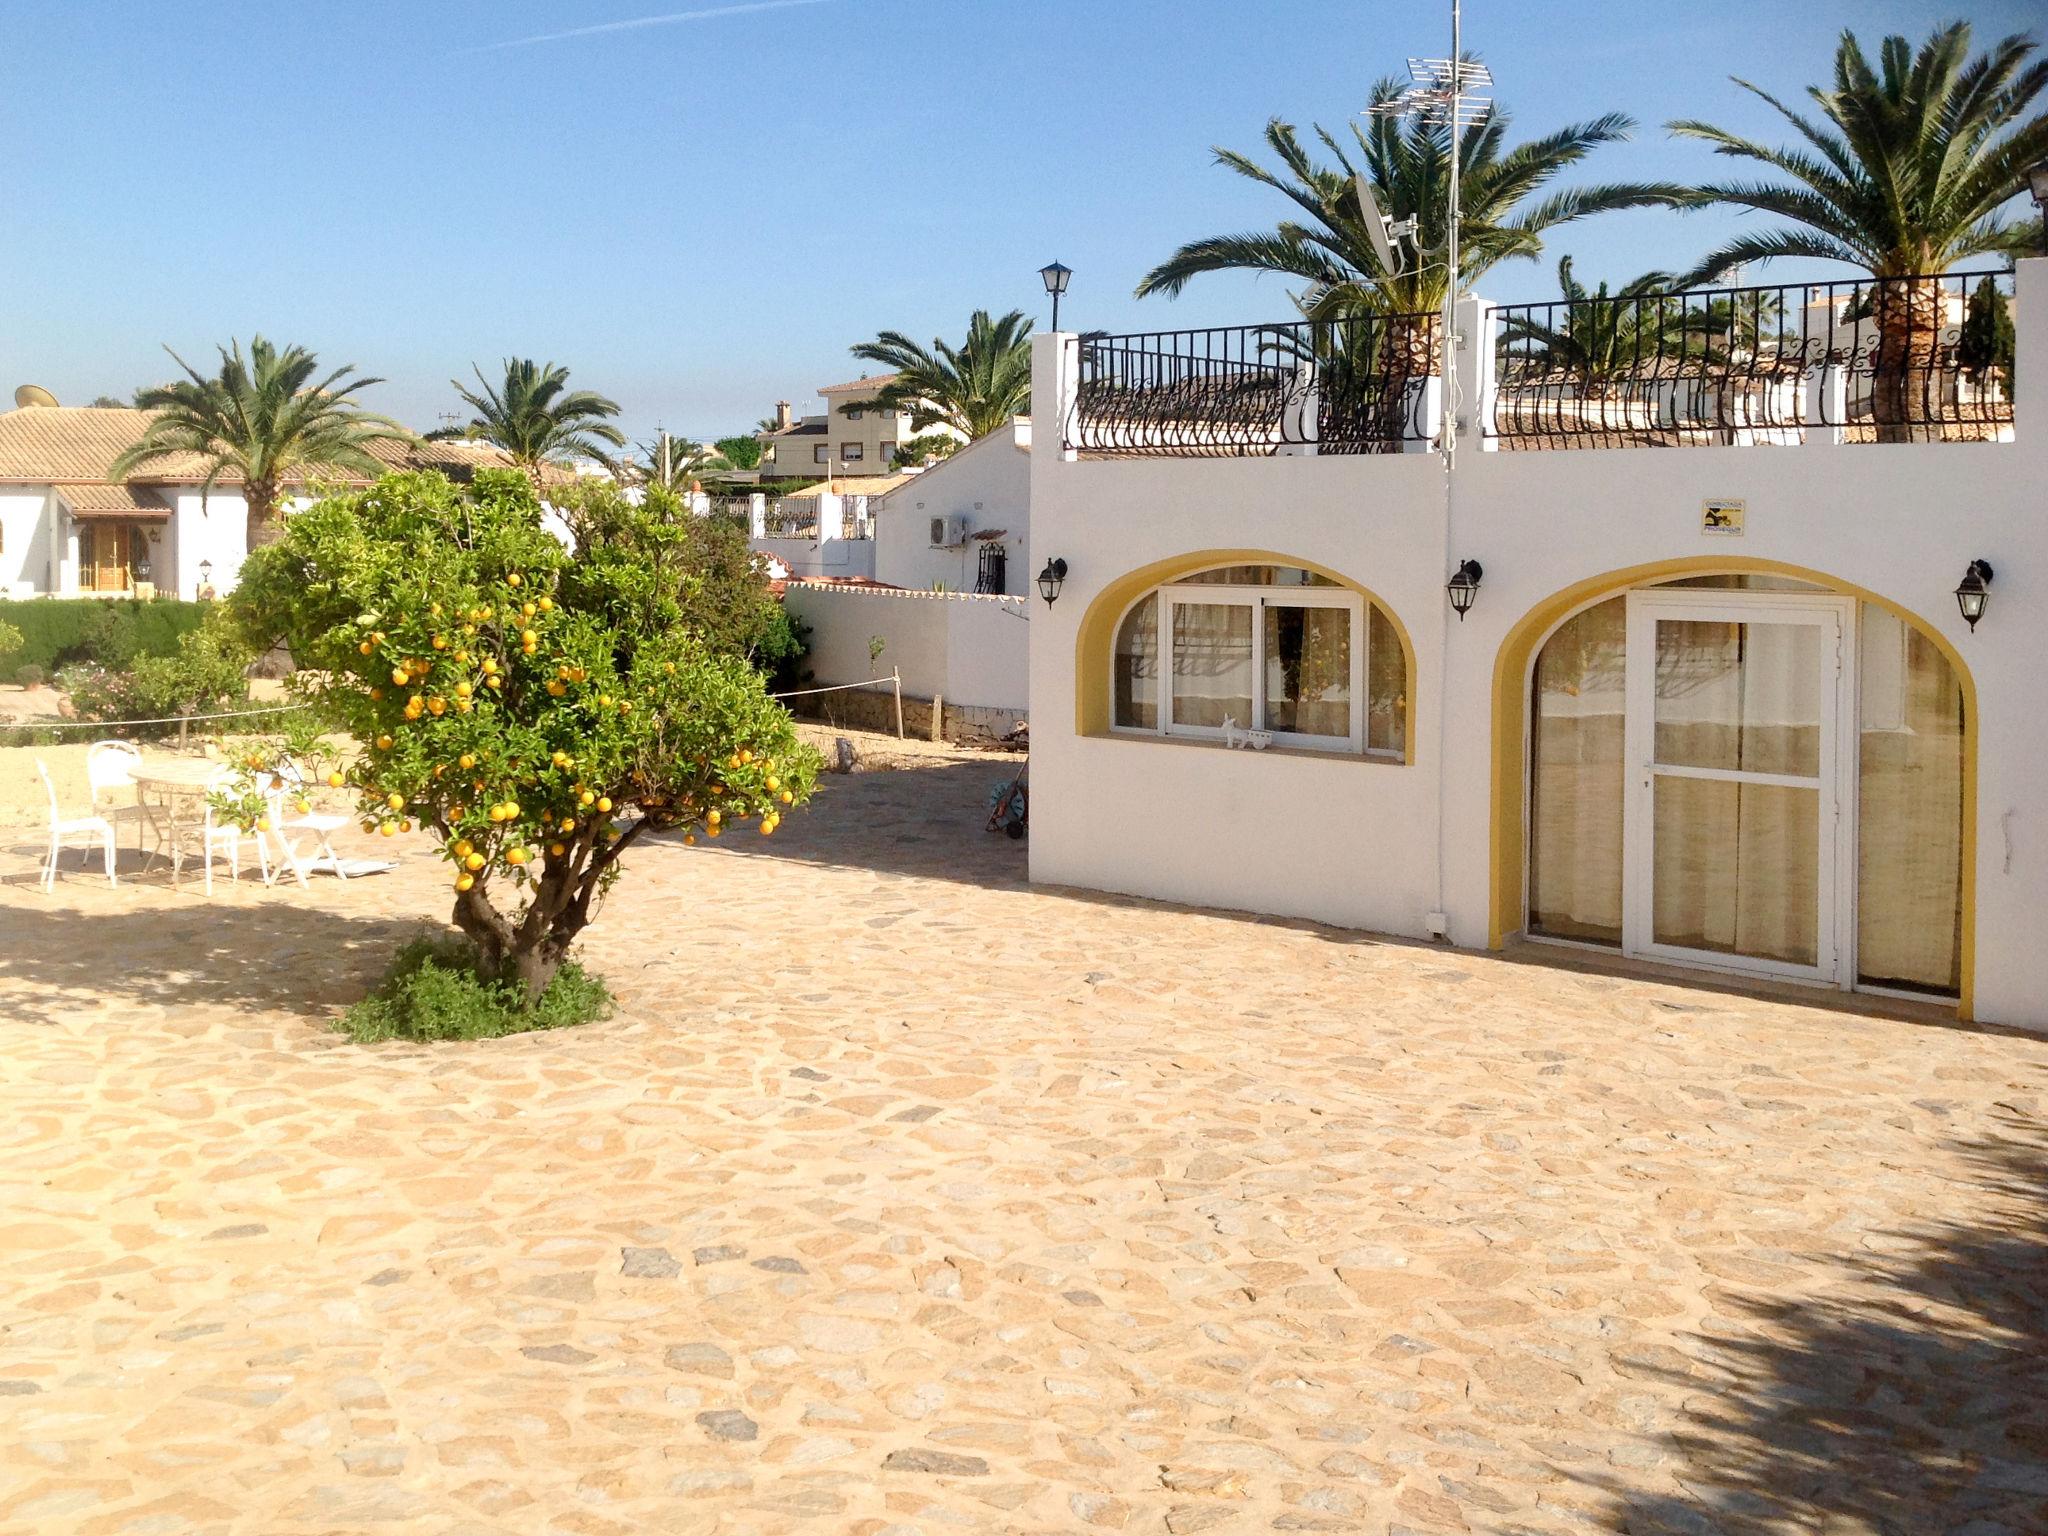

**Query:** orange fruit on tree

left=326, top=771, right=345, bottom=788
left=464, top=852, right=485, bottom=871
left=386, top=792, right=406, bottom=811
left=379, top=820, right=397, bottom=837
left=456, top=873, right=474, bottom=892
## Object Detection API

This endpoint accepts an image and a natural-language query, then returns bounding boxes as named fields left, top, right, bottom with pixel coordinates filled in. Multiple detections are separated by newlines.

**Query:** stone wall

left=793, top=683, right=1024, bottom=748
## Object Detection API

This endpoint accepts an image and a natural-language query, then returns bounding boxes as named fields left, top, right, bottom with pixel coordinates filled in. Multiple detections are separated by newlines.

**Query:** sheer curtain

left=1529, top=597, right=1626, bottom=944
left=1856, top=607, right=1964, bottom=993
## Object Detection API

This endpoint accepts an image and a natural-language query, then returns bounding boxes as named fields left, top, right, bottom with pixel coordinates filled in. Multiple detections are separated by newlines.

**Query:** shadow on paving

left=1598, top=1114, right=2048, bottom=1535
left=684, top=758, right=1031, bottom=890
left=0, top=898, right=429, bottom=1020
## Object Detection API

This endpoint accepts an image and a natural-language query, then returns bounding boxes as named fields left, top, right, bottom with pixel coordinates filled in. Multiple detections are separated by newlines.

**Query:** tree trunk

left=1366, top=312, right=1439, bottom=453
left=451, top=869, right=585, bottom=1011
left=245, top=479, right=283, bottom=552
left=1871, top=278, right=1946, bottom=446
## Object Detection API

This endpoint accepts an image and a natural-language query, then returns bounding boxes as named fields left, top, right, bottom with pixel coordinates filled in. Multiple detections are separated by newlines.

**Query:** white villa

left=0, top=398, right=524, bottom=598
left=1027, top=261, right=2043, bottom=1031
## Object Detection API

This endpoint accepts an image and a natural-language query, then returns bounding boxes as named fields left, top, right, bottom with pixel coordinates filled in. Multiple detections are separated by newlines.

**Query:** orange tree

left=232, top=468, right=819, bottom=1007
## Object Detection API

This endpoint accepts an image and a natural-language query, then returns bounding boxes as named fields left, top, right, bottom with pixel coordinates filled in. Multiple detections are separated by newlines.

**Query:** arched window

left=1111, top=565, right=1406, bottom=757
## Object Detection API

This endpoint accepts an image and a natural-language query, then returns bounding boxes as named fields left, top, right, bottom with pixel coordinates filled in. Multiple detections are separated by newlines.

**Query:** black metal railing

left=762, top=499, right=817, bottom=539
left=1066, top=313, right=1442, bottom=456
left=1488, top=270, right=2015, bottom=449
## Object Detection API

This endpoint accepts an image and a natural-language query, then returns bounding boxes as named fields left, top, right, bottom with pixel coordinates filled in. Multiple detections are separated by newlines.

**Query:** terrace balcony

left=1057, top=270, right=2017, bottom=458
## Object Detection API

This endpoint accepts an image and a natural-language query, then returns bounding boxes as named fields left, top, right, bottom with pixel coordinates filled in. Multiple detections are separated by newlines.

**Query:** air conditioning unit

left=929, top=514, right=969, bottom=547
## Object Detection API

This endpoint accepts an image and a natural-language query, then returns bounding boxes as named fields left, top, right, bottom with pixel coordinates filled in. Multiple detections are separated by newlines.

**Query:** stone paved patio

left=1, top=759, right=2044, bottom=1535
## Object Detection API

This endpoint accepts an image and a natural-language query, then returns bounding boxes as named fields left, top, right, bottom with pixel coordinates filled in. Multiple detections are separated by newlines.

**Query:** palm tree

left=429, top=359, right=627, bottom=485
left=1136, top=89, right=1682, bottom=438
left=111, top=337, right=403, bottom=551
left=1499, top=257, right=1695, bottom=377
left=1137, top=88, right=1683, bottom=321
left=1669, top=22, right=2048, bottom=441
left=849, top=310, right=1033, bottom=441
left=633, top=433, right=731, bottom=494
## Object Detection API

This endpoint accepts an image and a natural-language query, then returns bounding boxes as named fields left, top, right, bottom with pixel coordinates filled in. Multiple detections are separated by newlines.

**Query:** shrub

left=14, top=663, right=45, bottom=688
left=62, top=614, right=252, bottom=733
left=339, top=936, right=613, bottom=1043
left=0, top=598, right=210, bottom=674
left=231, top=469, right=822, bottom=1010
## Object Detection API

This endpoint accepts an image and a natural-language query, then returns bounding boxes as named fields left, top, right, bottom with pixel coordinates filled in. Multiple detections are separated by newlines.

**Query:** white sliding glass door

left=1622, top=591, right=1853, bottom=983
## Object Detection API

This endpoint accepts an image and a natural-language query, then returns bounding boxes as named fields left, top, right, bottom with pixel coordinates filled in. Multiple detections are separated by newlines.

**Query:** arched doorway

left=1493, top=562, right=1974, bottom=1009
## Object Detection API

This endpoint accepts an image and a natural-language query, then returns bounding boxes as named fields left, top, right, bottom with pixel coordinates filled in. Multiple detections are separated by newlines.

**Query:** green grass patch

left=339, top=936, right=613, bottom=1043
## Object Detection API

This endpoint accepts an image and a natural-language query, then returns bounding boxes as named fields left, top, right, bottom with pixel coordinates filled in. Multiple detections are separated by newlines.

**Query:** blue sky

left=0, top=0, right=2034, bottom=442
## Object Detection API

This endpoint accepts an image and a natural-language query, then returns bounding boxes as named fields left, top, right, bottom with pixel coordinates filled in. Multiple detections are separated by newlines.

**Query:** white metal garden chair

left=36, top=760, right=117, bottom=892
left=263, top=762, right=351, bottom=886
left=199, top=768, right=267, bottom=897
left=85, top=739, right=149, bottom=854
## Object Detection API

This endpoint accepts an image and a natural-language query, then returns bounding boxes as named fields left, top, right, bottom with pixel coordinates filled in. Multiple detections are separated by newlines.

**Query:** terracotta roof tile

left=54, top=482, right=173, bottom=516
left=816, top=373, right=901, bottom=396
left=0, top=405, right=536, bottom=488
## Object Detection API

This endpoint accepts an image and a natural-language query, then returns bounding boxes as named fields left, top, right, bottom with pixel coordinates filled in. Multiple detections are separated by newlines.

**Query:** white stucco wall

left=752, top=536, right=876, bottom=582
left=784, top=584, right=1029, bottom=712
left=0, top=491, right=52, bottom=595
left=1027, top=258, right=2048, bottom=1031
left=872, top=423, right=1032, bottom=595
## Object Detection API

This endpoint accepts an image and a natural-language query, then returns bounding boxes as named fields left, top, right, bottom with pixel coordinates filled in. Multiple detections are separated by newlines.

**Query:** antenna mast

left=1367, top=0, right=1491, bottom=462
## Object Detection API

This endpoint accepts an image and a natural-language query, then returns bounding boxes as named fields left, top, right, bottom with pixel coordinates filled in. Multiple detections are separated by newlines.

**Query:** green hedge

left=0, top=598, right=212, bottom=675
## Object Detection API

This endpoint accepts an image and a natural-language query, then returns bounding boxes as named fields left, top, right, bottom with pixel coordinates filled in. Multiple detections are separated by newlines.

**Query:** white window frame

left=1112, top=580, right=1369, bottom=754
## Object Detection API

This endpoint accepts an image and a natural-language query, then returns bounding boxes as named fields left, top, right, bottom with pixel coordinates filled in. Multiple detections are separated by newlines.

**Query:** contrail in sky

left=471, top=0, right=834, bottom=53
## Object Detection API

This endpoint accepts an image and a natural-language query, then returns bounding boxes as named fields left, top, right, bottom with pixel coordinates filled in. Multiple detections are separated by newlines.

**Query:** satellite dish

left=13, top=384, right=58, bottom=409
left=1353, top=174, right=1403, bottom=278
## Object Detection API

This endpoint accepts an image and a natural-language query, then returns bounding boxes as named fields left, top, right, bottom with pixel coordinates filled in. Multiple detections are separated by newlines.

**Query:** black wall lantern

left=1037, top=557, right=1068, bottom=607
left=1446, top=559, right=1483, bottom=620
left=1039, top=261, right=1072, bottom=332
left=1955, top=559, right=1994, bottom=630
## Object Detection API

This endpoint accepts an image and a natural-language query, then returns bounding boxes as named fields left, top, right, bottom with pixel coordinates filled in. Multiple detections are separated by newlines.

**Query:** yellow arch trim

left=1487, top=555, right=1978, bottom=1019
left=1073, top=548, right=1419, bottom=764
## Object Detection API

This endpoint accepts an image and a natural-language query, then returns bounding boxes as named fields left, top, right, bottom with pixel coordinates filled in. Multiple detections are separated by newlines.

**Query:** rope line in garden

left=8, top=703, right=310, bottom=732
left=767, top=677, right=901, bottom=700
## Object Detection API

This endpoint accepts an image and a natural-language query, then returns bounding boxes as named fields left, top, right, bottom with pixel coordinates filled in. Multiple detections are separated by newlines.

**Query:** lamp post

left=1039, top=262, right=1072, bottom=332
left=2028, top=159, right=2048, bottom=254
left=197, top=558, right=213, bottom=600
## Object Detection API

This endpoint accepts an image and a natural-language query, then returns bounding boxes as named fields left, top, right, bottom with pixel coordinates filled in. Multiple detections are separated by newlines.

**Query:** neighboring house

left=1028, top=261, right=2047, bottom=1032
left=0, top=400, right=528, bottom=598
left=872, top=418, right=1030, bottom=595
left=756, top=374, right=962, bottom=476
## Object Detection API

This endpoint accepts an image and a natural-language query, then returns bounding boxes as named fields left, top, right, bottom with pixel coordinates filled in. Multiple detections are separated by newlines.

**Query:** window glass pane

left=1653, top=777, right=1819, bottom=967
left=1652, top=618, right=1820, bottom=776
left=1113, top=595, right=1157, bottom=729
left=1367, top=604, right=1405, bottom=755
left=1857, top=605, right=1963, bottom=994
left=1171, top=602, right=1252, bottom=729
left=1264, top=604, right=1350, bottom=738
left=1176, top=565, right=1336, bottom=587
left=1529, top=596, right=1625, bottom=945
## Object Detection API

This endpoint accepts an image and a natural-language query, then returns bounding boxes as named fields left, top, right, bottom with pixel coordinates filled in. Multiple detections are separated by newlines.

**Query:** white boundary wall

left=783, top=583, right=1028, bottom=712
left=1027, top=258, right=2048, bottom=1031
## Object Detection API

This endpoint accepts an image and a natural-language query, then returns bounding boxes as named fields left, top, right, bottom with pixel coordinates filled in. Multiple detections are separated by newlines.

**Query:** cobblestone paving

left=1, top=761, right=2044, bottom=1535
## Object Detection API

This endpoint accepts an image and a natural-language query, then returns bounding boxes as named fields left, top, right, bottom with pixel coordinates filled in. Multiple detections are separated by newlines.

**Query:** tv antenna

left=1363, top=0, right=1491, bottom=460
